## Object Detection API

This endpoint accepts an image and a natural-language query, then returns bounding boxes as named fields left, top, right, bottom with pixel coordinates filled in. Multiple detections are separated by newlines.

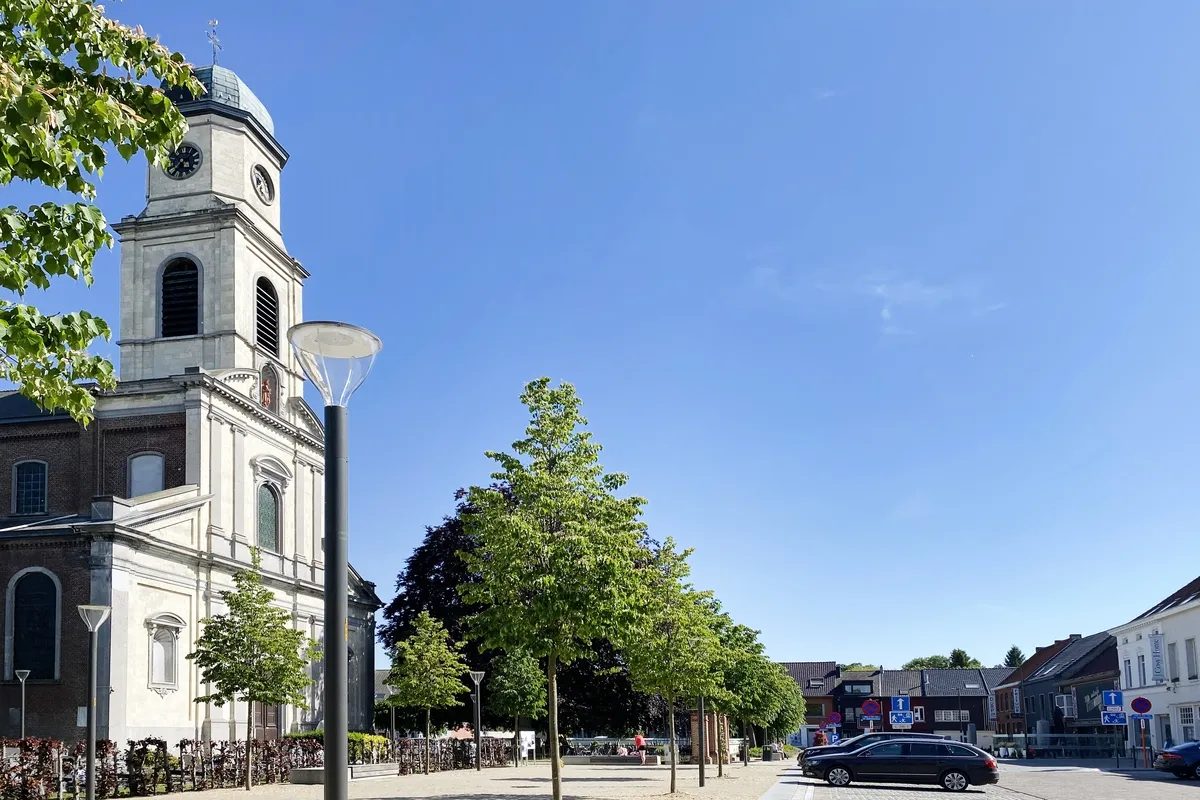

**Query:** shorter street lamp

left=15, top=669, right=30, bottom=738
left=470, top=671, right=485, bottom=771
left=78, top=605, right=111, bottom=800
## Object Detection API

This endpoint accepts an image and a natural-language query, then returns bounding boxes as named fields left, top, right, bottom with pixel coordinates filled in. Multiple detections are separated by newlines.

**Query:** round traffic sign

left=862, top=699, right=881, bottom=716
left=828, top=711, right=843, bottom=725
left=1131, top=697, right=1152, bottom=714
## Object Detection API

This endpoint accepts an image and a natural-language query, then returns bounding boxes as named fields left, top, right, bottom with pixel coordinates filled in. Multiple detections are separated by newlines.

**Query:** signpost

left=892, top=696, right=910, bottom=712
left=1102, top=690, right=1123, bottom=711
left=1130, top=697, right=1152, bottom=768
left=861, top=699, right=882, bottom=721
left=1101, top=711, right=1127, bottom=726
left=827, top=711, right=842, bottom=743
left=889, top=710, right=914, bottom=729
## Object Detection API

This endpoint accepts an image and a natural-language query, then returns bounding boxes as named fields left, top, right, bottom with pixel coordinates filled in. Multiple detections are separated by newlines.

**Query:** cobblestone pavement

left=780, top=762, right=1192, bottom=800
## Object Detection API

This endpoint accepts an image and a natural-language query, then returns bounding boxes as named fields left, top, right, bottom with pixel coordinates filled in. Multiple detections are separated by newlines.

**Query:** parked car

left=1153, top=742, right=1200, bottom=779
left=801, top=739, right=1000, bottom=792
left=798, top=731, right=950, bottom=766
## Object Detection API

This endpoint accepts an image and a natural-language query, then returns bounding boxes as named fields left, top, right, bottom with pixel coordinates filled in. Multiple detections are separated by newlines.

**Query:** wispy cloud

left=812, top=88, right=840, bottom=100
left=850, top=271, right=959, bottom=336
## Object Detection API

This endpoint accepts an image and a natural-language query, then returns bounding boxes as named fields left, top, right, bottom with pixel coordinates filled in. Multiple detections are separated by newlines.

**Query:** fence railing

left=990, top=733, right=1125, bottom=760
left=0, top=736, right=511, bottom=798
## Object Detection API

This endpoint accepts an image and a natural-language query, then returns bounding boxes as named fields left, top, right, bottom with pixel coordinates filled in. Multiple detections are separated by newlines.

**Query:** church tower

left=114, top=65, right=305, bottom=414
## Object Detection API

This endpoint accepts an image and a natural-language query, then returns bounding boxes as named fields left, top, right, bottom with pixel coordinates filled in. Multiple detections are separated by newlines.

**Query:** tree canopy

left=460, top=378, right=649, bottom=800
left=385, top=611, right=469, bottom=773
left=1003, top=645, right=1026, bottom=667
left=902, top=650, right=984, bottom=670
left=488, top=648, right=547, bottom=767
left=1, top=0, right=203, bottom=422
left=187, top=550, right=319, bottom=790
left=838, top=662, right=879, bottom=671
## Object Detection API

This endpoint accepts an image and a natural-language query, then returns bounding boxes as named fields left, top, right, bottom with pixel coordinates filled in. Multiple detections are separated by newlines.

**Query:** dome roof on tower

left=162, top=65, right=275, bottom=136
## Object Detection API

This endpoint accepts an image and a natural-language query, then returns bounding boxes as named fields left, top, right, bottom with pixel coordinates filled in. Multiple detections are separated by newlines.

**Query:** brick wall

left=0, top=413, right=186, bottom=519
left=0, top=536, right=95, bottom=740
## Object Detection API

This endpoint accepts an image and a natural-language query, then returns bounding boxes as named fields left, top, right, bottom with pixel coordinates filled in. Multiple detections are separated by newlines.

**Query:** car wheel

left=1192, top=763, right=1200, bottom=780
left=825, top=766, right=852, bottom=787
left=941, top=770, right=969, bottom=792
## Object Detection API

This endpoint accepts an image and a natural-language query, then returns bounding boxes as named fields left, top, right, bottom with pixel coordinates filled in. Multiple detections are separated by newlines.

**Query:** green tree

left=385, top=611, right=469, bottom=773
left=187, top=550, right=319, bottom=791
left=902, top=654, right=952, bottom=670
left=625, top=539, right=723, bottom=792
left=838, top=663, right=879, bottom=672
left=721, top=642, right=784, bottom=764
left=949, top=649, right=983, bottom=669
left=766, top=667, right=806, bottom=743
left=488, top=649, right=547, bottom=767
left=1, top=0, right=203, bottom=422
left=1003, top=645, right=1026, bottom=668
left=460, top=378, right=648, bottom=800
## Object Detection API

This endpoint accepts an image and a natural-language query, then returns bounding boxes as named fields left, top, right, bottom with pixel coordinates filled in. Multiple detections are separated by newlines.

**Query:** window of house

left=844, top=684, right=873, bottom=695
left=1186, top=639, right=1198, bottom=681
left=146, top=614, right=185, bottom=694
left=128, top=453, right=165, bottom=498
left=9, top=569, right=59, bottom=680
left=1138, top=655, right=1147, bottom=686
left=934, top=710, right=954, bottom=722
left=806, top=703, right=824, bottom=717
left=912, top=705, right=925, bottom=722
left=1180, top=707, right=1196, bottom=743
left=257, top=483, right=280, bottom=551
left=161, top=258, right=199, bottom=337
left=1123, top=659, right=1133, bottom=689
left=255, top=277, right=279, bottom=355
left=1169, top=642, right=1180, bottom=682
left=807, top=678, right=824, bottom=690
left=13, top=460, right=48, bottom=515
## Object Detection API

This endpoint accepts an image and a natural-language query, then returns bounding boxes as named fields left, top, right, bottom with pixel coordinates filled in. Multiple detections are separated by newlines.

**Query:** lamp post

left=78, top=605, right=111, bottom=800
left=697, top=695, right=706, bottom=787
left=289, top=321, right=382, bottom=800
left=15, top=669, right=30, bottom=738
left=469, top=671, right=485, bottom=771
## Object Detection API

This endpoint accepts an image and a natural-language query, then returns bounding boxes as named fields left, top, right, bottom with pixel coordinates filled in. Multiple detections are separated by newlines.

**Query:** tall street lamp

left=469, top=671, right=485, bottom=771
left=697, top=695, right=706, bottom=787
left=288, top=321, right=381, bottom=800
left=15, top=669, right=30, bottom=738
left=78, top=605, right=111, bottom=800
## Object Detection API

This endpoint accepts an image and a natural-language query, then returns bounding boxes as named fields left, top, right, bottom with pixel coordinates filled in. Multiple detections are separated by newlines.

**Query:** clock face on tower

left=164, top=144, right=202, bottom=179
left=252, top=165, right=275, bottom=204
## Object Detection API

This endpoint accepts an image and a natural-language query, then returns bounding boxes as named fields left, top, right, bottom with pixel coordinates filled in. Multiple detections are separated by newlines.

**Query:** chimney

left=1069, top=634, right=1082, bottom=640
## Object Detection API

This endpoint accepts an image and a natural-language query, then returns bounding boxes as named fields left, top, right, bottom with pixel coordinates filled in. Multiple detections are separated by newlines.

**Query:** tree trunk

left=425, top=708, right=431, bottom=775
left=742, top=719, right=750, bottom=766
left=245, top=699, right=253, bottom=791
left=717, top=715, right=724, bottom=778
left=668, top=700, right=677, bottom=793
left=514, top=715, right=520, bottom=767
left=548, top=655, right=561, bottom=800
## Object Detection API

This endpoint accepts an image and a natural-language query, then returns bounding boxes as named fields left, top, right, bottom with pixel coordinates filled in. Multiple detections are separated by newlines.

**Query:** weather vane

left=207, top=20, right=222, bottom=65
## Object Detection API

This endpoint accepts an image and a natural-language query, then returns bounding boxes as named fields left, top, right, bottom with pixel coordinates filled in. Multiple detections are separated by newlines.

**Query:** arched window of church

left=12, top=460, right=47, bottom=515
left=161, top=258, right=200, bottom=337
left=128, top=452, right=165, bottom=498
left=256, top=277, right=280, bottom=356
left=257, top=483, right=280, bottom=552
left=260, top=364, right=279, bottom=413
left=146, top=613, right=184, bottom=694
left=10, top=569, right=59, bottom=680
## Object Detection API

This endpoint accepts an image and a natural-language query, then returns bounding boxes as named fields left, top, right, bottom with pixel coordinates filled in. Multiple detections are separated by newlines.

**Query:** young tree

left=385, top=611, right=469, bottom=773
left=1003, top=645, right=1026, bottom=668
left=187, top=550, right=319, bottom=791
left=765, top=667, right=806, bottom=744
left=902, top=654, right=951, bottom=670
left=625, top=539, right=723, bottom=792
left=949, top=649, right=983, bottom=669
left=488, top=649, right=547, bottom=767
left=725, top=653, right=784, bottom=763
left=461, top=378, right=648, bottom=800
left=1, top=0, right=203, bottom=422
left=837, top=663, right=879, bottom=671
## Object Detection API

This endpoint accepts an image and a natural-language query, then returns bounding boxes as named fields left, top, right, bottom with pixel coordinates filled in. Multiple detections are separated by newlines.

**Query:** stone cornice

left=182, top=372, right=322, bottom=453
left=112, top=203, right=309, bottom=281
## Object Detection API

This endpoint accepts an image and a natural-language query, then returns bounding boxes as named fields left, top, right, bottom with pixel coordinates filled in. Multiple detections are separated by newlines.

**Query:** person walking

left=634, top=732, right=647, bottom=765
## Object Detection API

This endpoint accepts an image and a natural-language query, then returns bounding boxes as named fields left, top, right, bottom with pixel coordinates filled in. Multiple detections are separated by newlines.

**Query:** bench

left=587, top=755, right=662, bottom=766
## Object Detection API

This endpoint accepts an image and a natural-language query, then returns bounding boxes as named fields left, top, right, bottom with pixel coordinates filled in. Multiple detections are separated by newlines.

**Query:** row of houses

left=783, top=573, right=1200, bottom=753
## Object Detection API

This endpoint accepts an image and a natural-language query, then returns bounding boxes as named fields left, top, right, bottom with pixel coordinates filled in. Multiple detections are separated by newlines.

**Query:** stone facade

left=0, top=66, right=380, bottom=743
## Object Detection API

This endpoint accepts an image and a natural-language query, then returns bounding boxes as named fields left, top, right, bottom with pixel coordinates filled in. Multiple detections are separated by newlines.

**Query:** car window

left=863, top=742, right=905, bottom=757
left=907, top=743, right=943, bottom=756
left=945, top=744, right=976, bottom=757
left=859, top=736, right=883, bottom=747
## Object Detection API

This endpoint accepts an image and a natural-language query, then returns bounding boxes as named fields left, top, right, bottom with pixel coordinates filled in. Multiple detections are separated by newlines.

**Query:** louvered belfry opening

left=256, top=277, right=279, bottom=355
left=161, top=259, right=199, bottom=337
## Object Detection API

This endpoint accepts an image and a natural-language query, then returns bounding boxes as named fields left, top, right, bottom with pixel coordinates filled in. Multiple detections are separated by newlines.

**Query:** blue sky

left=13, top=1, right=1200, bottom=670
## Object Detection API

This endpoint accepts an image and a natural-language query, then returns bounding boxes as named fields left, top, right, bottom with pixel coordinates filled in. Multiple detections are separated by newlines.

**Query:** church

left=0, top=65, right=381, bottom=743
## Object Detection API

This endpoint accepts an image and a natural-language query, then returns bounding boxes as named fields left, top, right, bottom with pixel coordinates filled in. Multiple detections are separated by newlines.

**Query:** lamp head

left=77, top=604, right=112, bottom=632
left=15, top=669, right=30, bottom=683
left=470, top=670, right=485, bottom=686
left=288, top=321, right=382, bottom=408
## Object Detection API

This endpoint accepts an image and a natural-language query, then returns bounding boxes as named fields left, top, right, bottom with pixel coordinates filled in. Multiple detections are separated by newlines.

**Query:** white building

left=0, top=65, right=380, bottom=743
left=1109, top=576, right=1200, bottom=753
